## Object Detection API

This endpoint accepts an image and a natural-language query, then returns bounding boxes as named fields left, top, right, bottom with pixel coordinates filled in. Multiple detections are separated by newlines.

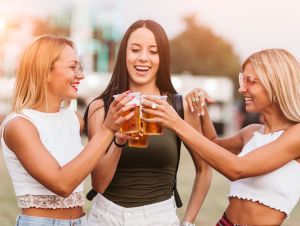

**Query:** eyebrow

left=129, top=43, right=157, bottom=48
left=66, top=60, right=79, bottom=64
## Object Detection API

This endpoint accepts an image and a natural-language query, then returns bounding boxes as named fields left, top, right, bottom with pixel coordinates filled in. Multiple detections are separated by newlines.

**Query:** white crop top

left=229, top=130, right=300, bottom=216
left=1, top=108, right=84, bottom=198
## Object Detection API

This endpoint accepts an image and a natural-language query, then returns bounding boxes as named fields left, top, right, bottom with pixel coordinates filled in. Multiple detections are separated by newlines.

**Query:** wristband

left=113, top=136, right=126, bottom=148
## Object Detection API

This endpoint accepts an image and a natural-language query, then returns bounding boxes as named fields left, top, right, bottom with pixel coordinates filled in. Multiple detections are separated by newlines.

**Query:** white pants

left=88, top=194, right=179, bottom=226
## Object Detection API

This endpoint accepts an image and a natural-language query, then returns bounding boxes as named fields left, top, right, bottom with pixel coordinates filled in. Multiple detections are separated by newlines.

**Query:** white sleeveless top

left=229, top=130, right=300, bottom=216
left=0, top=108, right=85, bottom=208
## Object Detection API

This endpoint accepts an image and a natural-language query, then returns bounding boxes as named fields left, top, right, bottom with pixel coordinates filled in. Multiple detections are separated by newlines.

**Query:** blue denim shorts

left=16, top=214, right=87, bottom=226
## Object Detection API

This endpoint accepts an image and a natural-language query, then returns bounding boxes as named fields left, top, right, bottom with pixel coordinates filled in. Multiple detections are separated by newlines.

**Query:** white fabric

left=17, top=192, right=85, bottom=209
left=88, top=193, right=179, bottom=226
left=229, top=130, right=300, bottom=216
left=1, top=108, right=84, bottom=197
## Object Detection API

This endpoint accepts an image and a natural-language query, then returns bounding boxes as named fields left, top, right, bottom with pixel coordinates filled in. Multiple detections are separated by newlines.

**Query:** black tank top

left=103, top=98, right=179, bottom=207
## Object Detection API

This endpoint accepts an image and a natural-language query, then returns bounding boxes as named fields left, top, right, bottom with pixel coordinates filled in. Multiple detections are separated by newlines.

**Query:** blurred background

left=0, top=0, right=299, bottom=225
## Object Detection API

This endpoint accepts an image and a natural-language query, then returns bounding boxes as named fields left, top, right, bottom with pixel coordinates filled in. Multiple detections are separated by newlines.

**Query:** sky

left=0, top=0, right=300, bottom=61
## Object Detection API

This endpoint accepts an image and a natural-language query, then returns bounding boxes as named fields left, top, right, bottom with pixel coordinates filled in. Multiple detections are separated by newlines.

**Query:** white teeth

left=135, top=66, right=150, bottom=71
left=245, top=97, right=253, bottom=101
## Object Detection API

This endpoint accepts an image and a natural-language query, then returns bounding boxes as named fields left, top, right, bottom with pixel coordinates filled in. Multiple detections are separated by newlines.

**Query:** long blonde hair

left=242, top=49, right=300, bottom=122
left=12, top=35, right=75, bottom=112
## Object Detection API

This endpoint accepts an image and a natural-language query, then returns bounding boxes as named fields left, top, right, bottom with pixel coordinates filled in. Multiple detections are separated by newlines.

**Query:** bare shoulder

left=240, top=123, right=263, bottom=141
left=277, top=123, right=300, bottom=161
left=87, top=99, right=106, bottom=138
left=282, top=123, right=300, bottom=141
left=3, top=117, right=39, bottom=152
left=4, top=116, right=37, bottom=134
left=88, top=99, right=105, bottom=120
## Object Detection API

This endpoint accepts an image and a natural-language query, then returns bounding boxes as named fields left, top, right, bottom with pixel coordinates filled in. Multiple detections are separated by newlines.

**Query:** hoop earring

left=272, top=95, right=278, bottom=104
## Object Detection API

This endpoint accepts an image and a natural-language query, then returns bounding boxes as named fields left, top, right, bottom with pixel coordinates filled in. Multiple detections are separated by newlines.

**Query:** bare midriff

left=22, top=207, right=84, bottom=219
left=225, top=197, right=285, bottom=226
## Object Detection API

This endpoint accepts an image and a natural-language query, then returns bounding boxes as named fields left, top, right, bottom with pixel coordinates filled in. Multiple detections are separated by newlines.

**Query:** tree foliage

left=170, top=15, right=240, bottom=80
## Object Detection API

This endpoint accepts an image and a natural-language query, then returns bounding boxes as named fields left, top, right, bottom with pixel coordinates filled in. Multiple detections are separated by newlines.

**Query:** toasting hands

left=103, top=91, right=136, bottom=133
left=141, top=95, right=183, bottom=131
left=186, top=88, right=215, bottom=116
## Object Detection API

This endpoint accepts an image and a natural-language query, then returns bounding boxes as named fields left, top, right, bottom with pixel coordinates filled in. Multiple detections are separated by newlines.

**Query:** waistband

left=94, top=193, right=176, bottom=217
left=16, top=214, right=87, bottom=225
left=216, top=213, right=246, bottom=226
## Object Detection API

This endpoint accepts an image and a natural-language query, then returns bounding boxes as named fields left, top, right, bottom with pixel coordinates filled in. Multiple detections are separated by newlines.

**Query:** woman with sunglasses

left=141, top=48, right=300, bottom=225
left=0, top=35, right=134, bottom=226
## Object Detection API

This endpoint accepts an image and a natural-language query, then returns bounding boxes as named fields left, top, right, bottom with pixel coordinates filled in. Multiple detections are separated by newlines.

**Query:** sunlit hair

left=12, top=34, right=75, bottom=112
left=242, top=48, right=300, bottom=122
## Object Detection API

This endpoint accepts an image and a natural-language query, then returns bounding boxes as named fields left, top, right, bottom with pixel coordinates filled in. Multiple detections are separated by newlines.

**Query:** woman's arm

left=186, top=88, right=244, bottom=155
left=87, top=99, right=130, bottom=193
left=3, top=92, right=134, bottom=197
left=181, top=99, right=212, bottom=223
left=141, top=96, right=300, bottom=180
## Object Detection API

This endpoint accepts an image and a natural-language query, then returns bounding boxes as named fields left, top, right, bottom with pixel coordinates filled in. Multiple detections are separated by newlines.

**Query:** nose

left=76, top=71, right=85, bottom=80
left=139, top=50, right=148, bottom=62
left=238, top=85, right=247, bottom=94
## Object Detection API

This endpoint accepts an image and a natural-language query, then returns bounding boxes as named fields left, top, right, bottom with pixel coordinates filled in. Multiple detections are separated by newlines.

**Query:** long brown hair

left=84, top=20, right=177, bottom=132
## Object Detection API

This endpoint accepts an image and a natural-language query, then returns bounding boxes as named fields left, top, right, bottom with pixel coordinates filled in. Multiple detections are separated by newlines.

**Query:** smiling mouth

left=245, top=97, right=253, bottom=103
left=135, top=65, right=151, bottom=73
left=71, top=82, right=79, bottom=91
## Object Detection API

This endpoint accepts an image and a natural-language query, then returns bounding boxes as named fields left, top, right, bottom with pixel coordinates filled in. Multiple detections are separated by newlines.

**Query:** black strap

left=86, top=95, right=184, bottom=205
left=86, top=97, right=110, bottom=201
left=86, top=188, right=97, bottom=201
left=172, top=94, right=184, bottom=208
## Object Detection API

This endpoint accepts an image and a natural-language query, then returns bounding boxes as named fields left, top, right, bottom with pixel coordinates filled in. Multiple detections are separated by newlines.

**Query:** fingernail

left=201, top=103, right=205, bottom=107
left=197, top=112, right=201, bottom=117
left=191, top=108, right=194, bottom=112
left=201, top=112, right=205, bottom=116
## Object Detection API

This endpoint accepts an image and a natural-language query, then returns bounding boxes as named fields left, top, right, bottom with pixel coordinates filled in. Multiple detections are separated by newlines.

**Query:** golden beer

left=120, top=105, right=142, bottom=134
left=114, top=92, right=142, bottom=134
left=142, top=107, right=163, bottom=135
left=128, top=133, right=149, bottom=148
left=142, top=95, right=167, bottom=135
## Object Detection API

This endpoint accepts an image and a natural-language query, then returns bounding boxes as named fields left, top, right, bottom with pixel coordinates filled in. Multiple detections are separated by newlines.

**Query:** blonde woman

left=0, top=35, right=134, bottom=226
left=142, top=49, right=300, bottom=225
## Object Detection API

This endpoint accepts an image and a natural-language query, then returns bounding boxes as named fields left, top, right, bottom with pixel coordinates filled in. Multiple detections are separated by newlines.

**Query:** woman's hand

left=103, top=91, right=136, bottom=133
left=186, top=88, right=215, bottom=116
left=141, top=95, right=183, bottom=131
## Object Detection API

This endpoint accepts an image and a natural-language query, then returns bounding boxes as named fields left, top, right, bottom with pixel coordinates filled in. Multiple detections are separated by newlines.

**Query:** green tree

left=170, top=14, right=240, bottom=80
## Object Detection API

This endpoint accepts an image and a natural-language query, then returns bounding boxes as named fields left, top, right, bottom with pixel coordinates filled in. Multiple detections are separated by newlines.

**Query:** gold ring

left=192, top=97, right=199, bottom=102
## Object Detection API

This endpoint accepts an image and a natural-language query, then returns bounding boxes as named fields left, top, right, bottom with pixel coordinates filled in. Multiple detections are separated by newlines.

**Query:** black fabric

left=172, top=94, right=184, bottom=208
left=86, top=94, right=184, bottom=208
